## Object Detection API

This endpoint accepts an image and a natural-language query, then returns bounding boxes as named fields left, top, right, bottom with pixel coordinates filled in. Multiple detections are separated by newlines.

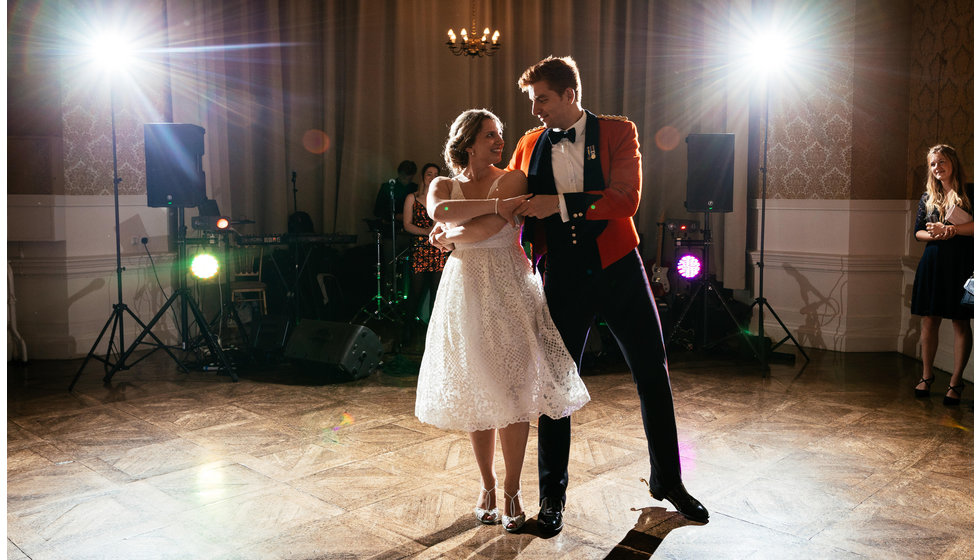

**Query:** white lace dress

left=415, top=177, right=590, bottom=432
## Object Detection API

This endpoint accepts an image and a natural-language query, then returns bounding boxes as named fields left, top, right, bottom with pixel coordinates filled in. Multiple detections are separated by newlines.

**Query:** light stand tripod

left=751, top=80, right=809, bottom=364
left=105, top=207, right=239, bottom=382
left=668, top=212, right=760, bottom=361
left=69, top=85, right=184, bottom=391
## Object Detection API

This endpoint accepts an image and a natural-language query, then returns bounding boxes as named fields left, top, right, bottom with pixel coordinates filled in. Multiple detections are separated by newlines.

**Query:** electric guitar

left=650, top=211, right=670, bottom=297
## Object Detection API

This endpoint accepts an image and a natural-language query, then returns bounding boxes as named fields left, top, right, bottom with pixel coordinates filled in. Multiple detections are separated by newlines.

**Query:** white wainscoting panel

left=748, top=198, right=972, bottom=380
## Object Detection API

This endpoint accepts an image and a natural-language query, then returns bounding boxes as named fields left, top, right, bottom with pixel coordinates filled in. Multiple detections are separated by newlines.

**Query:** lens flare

left=302, top=129, right=330, bottom=154
left=655, top=126, right=681, bottom=151
left=333, top=412, right=354, bottom=431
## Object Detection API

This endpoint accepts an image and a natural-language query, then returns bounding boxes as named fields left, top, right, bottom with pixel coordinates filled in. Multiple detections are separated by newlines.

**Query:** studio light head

left=85, top=31, right=137, bottom=72
left=191, top=215, right=231, bottom=231
left=676, top=254, right=703, bottom=280
left=190, top=253, right=219, bottom=279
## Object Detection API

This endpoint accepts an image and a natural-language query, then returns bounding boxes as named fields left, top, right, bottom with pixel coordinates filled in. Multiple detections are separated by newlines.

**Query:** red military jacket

left=507, top=110, right=642, bottom=270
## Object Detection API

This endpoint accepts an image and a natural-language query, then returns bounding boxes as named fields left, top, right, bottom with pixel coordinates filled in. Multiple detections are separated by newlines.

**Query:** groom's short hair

left=518, top=56, right=582, bottom=103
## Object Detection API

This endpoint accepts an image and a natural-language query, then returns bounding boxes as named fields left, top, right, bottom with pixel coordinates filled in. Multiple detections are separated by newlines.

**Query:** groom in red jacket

left=509, top=56, right=708, bottom=532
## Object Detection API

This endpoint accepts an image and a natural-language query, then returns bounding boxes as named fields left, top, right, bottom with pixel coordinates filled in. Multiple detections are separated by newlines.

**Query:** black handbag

left=962, top=275, right=974, bottom=306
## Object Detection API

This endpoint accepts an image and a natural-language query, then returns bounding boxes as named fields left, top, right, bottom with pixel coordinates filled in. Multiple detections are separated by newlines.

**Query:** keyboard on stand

left=236, top=233, right=357, bottom=246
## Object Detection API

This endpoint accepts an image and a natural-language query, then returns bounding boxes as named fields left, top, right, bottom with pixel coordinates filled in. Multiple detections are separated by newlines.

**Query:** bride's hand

left=495, top=194, right=533, bottom=226
left=429, top=223, right=455, bottom=252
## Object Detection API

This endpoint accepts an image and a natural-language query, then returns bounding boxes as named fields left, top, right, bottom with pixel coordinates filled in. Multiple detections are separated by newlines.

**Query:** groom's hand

left=496, top=194, right=533, bottom=226
left=515, top=194, right=560, bottom=219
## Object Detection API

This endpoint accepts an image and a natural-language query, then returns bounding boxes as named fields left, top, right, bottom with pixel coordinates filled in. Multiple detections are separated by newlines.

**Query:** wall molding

left=11, top=253, right=176, bottom=278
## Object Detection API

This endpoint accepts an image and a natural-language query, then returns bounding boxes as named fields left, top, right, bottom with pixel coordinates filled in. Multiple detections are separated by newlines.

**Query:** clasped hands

left=926, top=222, right=957, bottom=240
left=428, top=194, right=553, bottom=252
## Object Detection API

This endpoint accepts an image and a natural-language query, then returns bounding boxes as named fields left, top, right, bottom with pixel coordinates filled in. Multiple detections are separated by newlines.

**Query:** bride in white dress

left=415, top=109, right=590, bottom=533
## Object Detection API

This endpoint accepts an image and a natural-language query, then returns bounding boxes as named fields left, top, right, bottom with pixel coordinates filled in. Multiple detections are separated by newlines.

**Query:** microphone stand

left=388, top=179, right=399, bottom=303
left=292, top=171, right=298, bottom=212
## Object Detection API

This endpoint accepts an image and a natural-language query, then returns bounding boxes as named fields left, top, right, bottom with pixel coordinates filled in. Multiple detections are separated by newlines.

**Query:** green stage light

left=190, top=254, right=219, bottom=279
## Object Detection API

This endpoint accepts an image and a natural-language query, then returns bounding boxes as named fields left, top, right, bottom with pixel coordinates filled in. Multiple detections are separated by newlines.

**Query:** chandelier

left=446, top=0, right=500, bottom=57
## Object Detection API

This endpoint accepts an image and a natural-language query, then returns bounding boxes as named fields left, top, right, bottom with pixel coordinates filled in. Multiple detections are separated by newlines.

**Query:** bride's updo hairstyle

left=444, top=109, right=503, bottom=174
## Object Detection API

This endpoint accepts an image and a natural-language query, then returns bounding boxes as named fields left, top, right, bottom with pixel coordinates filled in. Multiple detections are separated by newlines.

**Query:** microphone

left=292, top=171, right=297, bottom=181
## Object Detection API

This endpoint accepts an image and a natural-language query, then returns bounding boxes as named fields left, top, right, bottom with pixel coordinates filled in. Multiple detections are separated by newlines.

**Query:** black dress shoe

left=649, top=484, right=709, bottom=523
left=536, top=498, right=564, bottom=534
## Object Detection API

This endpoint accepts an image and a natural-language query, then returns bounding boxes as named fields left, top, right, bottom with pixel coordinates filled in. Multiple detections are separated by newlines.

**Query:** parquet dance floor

left=7, top=345, right=973, bottom=559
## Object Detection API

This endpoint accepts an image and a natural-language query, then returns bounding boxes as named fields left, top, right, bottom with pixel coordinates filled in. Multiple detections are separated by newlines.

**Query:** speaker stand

left=668, top=212, right=761, bottom=361
left=105, top=208, right=238, bottom=383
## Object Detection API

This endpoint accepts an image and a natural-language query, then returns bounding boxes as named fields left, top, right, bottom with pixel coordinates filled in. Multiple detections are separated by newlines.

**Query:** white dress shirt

left=551, top=111, right=587, bottom=222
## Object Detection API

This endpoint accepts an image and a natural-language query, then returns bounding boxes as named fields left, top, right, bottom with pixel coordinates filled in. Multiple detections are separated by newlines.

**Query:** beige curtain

left=162, top=0, right=744, bottom=256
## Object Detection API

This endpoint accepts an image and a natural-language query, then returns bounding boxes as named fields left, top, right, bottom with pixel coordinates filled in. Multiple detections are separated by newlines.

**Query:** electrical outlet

left=131, top=236, right=139, bottom=246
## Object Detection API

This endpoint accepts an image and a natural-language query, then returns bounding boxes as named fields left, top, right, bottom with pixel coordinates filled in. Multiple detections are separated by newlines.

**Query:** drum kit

left=352, top=177, right=419, bottom=357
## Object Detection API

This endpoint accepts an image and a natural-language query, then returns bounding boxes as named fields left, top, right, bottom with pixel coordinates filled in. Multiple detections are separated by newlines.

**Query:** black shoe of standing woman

left=943, top=383, right=965, bottom=406
left=914, top=376, right=935, bottom=398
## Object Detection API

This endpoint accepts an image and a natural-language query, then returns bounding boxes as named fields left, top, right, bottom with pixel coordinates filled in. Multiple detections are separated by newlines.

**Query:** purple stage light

left=676, top=255, right=702, bottom=279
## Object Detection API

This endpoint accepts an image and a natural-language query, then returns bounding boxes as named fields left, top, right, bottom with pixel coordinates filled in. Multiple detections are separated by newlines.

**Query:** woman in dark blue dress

left=911, top=144, right=973, bottom=405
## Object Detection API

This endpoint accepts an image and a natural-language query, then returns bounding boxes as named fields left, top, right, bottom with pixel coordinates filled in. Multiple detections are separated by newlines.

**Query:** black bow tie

left=548, top=128, right=576, bottom=144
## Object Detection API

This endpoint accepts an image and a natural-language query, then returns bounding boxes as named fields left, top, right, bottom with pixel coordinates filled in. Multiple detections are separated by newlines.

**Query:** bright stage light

left=676, top=255, right=702, bottom=280
left=744, top=29, right=793, bottom=76
left=190, top=254, right=219, bottom=279
left=85, top=31, right=139, bottom=72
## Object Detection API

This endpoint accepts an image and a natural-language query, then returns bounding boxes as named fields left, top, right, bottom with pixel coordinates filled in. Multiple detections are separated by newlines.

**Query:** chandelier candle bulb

left=445, top=1, right=502, bottom=57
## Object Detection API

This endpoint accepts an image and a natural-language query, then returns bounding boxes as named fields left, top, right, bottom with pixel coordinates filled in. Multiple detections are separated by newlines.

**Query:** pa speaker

left=284, top=320, right=383, bottom=380
left=685, top=133, right=734, bottom=213
left=144, top=123, right=206, bottom=208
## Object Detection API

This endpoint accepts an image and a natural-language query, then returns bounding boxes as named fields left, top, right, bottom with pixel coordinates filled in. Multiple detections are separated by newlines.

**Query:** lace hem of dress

left=417, top=401, right=588, bottom=433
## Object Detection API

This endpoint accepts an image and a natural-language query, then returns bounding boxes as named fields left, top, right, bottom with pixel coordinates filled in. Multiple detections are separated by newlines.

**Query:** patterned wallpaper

left=56, top=0, right=168, bottom=197
left=906, top=0, right=974, bottom=197
left=758, top=2, right=856, bottom=200
left=765, top=58, right=855, bottom=199
left=760, top=0, right=972, bottom=200
left=61, top=67, right=165, bottom=196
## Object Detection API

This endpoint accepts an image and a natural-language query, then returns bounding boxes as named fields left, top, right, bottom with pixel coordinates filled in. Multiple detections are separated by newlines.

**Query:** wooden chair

left=231, top=247, right=267, bottom=315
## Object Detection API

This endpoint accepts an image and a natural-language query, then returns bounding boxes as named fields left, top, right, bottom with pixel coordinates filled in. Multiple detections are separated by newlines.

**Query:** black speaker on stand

left=670, top=134, right=760, bottom=360
left=684, top=133, right=735, bottom=214
left=145, top=123, right=207, bottom=208
left=103, top=123, right=238, bottom=384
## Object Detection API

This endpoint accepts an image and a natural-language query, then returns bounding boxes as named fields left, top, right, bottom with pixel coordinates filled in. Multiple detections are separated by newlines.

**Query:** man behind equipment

left=508, top=55, right=709, bottom=533
left=374, top=159, right=419, bottom=223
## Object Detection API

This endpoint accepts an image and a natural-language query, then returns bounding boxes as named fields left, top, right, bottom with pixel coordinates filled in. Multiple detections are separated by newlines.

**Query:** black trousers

left=538, top=248, right=682, bottom=505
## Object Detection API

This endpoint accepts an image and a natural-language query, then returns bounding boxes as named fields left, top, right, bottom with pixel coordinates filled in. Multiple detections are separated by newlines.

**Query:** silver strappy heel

left=502, top=488, right=526, bottom=533
left=475, top=485, right=500, bottom=524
